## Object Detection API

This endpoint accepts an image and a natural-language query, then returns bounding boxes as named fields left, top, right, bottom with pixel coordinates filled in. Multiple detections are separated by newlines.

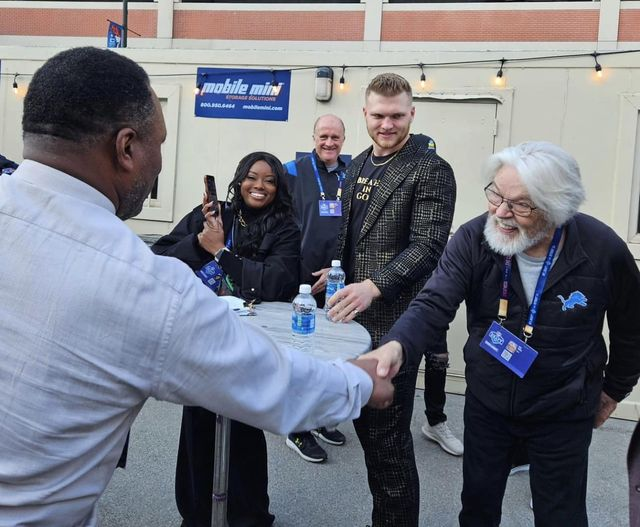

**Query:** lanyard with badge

left=479, top=227, right=563, bottom=378
left=196, top=226, right=235, bottom=294
left=310, top=154, right=344, bottom=217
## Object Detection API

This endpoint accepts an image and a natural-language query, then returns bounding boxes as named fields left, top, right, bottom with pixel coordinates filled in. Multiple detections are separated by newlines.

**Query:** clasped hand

left=348, top=340, right=404, bottom=409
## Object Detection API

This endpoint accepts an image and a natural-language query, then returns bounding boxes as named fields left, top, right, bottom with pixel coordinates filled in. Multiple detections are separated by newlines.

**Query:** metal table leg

left=211, top=414, right=230, bottom=527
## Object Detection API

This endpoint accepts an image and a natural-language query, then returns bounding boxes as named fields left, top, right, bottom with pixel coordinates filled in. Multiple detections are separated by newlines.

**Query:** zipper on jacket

left=509, top=368, right=517, bottom=417
left=508, top=309, right=529, bottom=417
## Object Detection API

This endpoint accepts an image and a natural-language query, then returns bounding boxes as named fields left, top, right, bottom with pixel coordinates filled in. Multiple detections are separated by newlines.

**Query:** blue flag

left=107, top=21, right=124, bottom=48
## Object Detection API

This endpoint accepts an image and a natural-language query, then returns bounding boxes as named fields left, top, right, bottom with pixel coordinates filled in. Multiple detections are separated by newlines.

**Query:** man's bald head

left=313, top=114, right=345, bottom=136
left=312, top=114, right=345, bottom=167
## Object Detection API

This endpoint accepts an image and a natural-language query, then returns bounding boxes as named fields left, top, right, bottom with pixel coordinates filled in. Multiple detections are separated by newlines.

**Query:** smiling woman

left=149, top=151, right=301, bottom=527
left=239, top=159, right=277, bottom=209
left=153, top=151, right=299, bottom=302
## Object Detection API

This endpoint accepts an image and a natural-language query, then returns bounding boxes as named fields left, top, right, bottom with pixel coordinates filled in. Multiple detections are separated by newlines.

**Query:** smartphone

left=205, top=175, right=219, bottom=218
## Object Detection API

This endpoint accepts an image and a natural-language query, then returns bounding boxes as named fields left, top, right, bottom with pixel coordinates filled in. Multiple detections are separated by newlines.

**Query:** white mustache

left=494, top=218, right=519, bottom=229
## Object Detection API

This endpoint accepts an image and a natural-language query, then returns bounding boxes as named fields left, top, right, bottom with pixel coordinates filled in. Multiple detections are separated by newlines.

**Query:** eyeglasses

left=483, top=184, right=537, bottom=217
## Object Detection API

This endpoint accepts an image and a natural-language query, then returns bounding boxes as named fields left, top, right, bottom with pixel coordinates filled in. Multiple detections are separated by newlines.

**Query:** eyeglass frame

left=483, top=183, right=537, bottom=217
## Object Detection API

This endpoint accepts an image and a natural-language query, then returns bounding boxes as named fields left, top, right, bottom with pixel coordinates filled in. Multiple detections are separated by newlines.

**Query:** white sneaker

left=421, top=421, right=464, bottom=456
left=509, top=463, right=530, bottom=476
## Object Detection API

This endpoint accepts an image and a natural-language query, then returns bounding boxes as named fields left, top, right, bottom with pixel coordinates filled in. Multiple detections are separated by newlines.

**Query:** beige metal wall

left=1, top=0, right=640, bottom=420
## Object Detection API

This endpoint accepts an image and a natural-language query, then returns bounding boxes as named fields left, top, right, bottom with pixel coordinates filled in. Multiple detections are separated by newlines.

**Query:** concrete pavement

left=98, top=392, right=633, bottom=526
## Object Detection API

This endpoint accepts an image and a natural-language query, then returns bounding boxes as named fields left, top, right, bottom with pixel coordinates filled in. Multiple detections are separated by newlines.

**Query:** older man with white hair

left=374, top=141, right=640, bottom=526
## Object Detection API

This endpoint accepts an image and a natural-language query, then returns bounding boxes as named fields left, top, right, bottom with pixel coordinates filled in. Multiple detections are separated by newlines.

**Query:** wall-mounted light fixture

left=315, top=66, right=333, bottom=102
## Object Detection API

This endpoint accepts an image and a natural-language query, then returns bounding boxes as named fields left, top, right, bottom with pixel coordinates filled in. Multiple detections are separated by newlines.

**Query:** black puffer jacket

left=152, top=204, right=300, bottom=302
left=385, top=212, right=640, bottom=420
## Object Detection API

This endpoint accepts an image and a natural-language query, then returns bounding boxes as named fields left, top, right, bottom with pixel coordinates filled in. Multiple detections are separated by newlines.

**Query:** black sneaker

left=311, top=427, right=346, bottom=446
left=286, top=432, right=327, bottom=463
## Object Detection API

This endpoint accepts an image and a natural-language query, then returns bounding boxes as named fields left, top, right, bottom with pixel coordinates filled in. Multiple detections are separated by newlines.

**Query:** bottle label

left=292, top=312, right=316, bottom=335
left=325, top=281, right=345, bottom=302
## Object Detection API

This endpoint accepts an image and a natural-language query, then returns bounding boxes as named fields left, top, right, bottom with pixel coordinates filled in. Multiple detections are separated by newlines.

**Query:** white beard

left=483, top=214, right=549, bottom=256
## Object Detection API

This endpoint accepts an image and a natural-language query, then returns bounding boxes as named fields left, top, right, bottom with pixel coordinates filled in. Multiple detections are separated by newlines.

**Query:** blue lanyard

left=219, top=225, right=234, bottom=293
left=226, top=224, right=234, bottom=250
left=310, top=154, right=345, bottom=201
left=499, top=227, right=563, bottom=341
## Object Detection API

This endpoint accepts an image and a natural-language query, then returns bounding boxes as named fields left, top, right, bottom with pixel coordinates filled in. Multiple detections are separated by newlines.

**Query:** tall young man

left=327, top=73, right=456, bottom=526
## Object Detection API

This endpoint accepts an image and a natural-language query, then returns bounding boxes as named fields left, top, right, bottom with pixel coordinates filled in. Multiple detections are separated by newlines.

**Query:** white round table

left=211, top=301, right=372, bottom=526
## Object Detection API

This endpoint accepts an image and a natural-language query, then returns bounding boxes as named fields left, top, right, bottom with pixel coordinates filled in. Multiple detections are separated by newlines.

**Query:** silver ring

left=353, top=309, right=358, bottom=315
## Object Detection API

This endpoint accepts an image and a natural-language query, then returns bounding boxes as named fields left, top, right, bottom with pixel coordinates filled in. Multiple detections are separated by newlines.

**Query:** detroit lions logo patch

left=557, top=291, right=588, bottom=311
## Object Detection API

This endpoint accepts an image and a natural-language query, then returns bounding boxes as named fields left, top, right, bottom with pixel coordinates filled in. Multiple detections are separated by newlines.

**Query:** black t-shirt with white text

left=343, top=152, right=394, bottom=282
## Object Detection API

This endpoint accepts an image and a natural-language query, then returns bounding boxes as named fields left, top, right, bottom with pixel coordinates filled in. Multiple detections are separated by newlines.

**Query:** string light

left=494, top=58, right=506, bottom=86
left=5, top=47, right=640, bottom=99
left=593, top=52, right=603, bottom=78
left=419, top=63, right=426, bottom=89
left=270, top=70, right=281, bottom=96
left=194, top=73, right=206, bottom=96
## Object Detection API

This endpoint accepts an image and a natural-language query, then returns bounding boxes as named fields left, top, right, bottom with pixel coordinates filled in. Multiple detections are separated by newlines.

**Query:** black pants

left=459, top=392, right=593, bottom=527
left=175, top=406, right=274, bottom=527
left=423, top=364, right=447, bottom=426
left=354, top=365, right=420, bottom=527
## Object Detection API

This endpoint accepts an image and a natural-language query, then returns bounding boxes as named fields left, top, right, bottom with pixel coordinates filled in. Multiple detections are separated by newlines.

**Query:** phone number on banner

left=200, top=102, right=236, bottom=109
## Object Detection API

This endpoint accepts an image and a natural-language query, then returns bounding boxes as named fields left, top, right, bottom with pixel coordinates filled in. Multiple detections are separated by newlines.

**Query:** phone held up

left=205, top=175, right=220, bottom=218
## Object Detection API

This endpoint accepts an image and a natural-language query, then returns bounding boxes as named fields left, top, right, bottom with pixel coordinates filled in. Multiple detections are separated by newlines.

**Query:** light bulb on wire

left=270, top=70, right=281, bottom=96
left=12, top=74, right=18, bottom=94
left=593, top=52, right=603, bottom=78
left=339, top=65, right=346, bottom=91
left=494, top=58, right=506, bottom=86
left=194, top=73, right=207, bottom=96
left=419, top=63, right=426, bottom=89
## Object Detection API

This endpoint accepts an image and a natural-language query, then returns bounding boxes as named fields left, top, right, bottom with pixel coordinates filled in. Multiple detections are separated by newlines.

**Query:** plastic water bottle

left=325, top=260, right=346, bottom=320
left=291, top=284, right=316, bottom=352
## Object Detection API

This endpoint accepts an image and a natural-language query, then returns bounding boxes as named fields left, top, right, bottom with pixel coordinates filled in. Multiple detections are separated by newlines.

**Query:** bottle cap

left=331, top=260, right=341, bottom=267
left=299, top=284, right=312, bottom=294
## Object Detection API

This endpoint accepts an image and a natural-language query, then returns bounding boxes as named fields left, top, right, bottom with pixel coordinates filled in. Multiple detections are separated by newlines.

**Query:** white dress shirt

left=0, top=161, right=373, bottom=527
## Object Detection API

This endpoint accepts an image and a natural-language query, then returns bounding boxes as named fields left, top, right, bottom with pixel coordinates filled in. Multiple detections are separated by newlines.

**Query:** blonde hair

left=365, top=73, right=412, bottom=100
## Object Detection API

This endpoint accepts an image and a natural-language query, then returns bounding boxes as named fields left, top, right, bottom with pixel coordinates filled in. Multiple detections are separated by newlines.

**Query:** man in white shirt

left=0, top=47, right=395, bottom=527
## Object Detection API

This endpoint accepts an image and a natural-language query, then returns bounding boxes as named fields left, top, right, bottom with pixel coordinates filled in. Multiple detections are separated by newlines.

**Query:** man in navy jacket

left=283, top=114, right=350, bottom=463
left=378, top=141, right=640, bottom=527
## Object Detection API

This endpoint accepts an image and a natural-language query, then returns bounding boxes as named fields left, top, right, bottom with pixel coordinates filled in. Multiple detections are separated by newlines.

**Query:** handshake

left=348, top=340, right=404, bottom=410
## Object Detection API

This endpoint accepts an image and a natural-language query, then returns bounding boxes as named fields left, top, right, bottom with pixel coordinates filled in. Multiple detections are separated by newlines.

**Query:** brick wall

left=381, top=10, right=599, bottom=42
left=0, top=8, right=157, bottom=38
left=173, top=10, right=364, bottom=41
left=619, top=9, right=640, bottom=42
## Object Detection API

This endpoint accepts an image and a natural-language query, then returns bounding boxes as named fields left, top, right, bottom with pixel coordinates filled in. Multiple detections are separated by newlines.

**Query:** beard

left=483, top=214, right=551, bottom=256
left=368, top=125, right=411, bottom=153
left=117, top=173, right=156, bottom=221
